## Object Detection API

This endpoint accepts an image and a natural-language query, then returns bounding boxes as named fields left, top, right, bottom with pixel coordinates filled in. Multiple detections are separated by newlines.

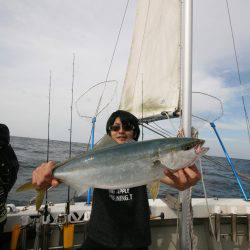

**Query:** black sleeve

left=0, top=144, right=19, bottom=193
left=7, top=145, right=19, bottom=191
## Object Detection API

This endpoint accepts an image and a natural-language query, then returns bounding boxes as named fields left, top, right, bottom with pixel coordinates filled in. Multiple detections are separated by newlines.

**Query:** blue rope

left=210, top=122, right=249, bottom=201
left=87, top=117, right=96, bottom=205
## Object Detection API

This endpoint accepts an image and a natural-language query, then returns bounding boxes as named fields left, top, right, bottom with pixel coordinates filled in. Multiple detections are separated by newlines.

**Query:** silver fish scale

left=53, top=157, right=164, bottom=192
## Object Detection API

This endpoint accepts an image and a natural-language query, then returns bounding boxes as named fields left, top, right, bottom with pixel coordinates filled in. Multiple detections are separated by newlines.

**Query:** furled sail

left=119, top=0, right=181, bottom=121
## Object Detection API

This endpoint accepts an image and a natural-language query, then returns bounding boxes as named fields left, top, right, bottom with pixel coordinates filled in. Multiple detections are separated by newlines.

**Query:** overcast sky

left=0, top=0, right=250, bottom=159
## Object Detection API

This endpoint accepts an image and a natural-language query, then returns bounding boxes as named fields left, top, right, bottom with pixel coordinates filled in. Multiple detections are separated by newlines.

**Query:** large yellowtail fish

left=17, top=136, right=208, bottom=210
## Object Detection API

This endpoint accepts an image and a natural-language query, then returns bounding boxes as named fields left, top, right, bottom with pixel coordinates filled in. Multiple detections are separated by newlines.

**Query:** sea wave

left=7, top=136, right=250, bottom=206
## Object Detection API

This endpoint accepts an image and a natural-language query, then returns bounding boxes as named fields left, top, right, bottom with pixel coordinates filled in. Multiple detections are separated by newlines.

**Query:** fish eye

left=183, top=142, right=195, bottom=151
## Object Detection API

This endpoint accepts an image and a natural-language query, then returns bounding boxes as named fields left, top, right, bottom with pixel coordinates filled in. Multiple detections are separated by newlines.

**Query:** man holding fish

left=31, top=110, right=203, bottom=250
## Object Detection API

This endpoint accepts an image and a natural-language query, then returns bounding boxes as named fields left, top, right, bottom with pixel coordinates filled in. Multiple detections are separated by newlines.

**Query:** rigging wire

left=82, top=1, right=130, bottom=202
left=198, top=159, right=220, bottom=246
left=130, top=0, right=151, bottom=105
left=141, top=74, right=144, bottom=141
left=152, top=121, right=175, bottom=137
left=145, top=123, right=171, bottom=138
left=140, top=123, right=168, bottom=138
left=83, top=0, right=130, bottom=151
left=94, top=0, right=130, bottom=117
left=225, top=0, right=250, bottom=144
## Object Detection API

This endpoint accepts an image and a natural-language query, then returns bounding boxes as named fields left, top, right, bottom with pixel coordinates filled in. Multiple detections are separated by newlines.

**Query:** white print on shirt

left=109, top=188, right=133, bottom=202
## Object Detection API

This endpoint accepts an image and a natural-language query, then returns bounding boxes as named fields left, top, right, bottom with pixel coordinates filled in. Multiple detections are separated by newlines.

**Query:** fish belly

left=159, top=148, right=202, bottom=171
left=54, top=157, right=164, bottom=192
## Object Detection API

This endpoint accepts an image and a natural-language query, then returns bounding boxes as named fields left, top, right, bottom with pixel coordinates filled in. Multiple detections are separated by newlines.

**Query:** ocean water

left=7, top=136, right=250, bottom=206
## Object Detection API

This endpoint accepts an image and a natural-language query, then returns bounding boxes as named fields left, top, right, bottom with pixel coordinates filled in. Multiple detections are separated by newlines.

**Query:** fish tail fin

left=36, top=189, right=45, bottom=210
left=16, top=181, right=45, bottom=210
left=16, top=181, right=34, bottom=192
left=148, top=181, right=160, bottom=201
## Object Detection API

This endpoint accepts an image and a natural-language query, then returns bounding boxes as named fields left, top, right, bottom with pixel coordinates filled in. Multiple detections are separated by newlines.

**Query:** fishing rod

left=41, top=70, right=52, bottom=250
left=16, top=72, right=53, bottom=250
left=63, top=53, right=76, bottom=249
left=65, top=53, right=75, bottom=217
left=45, top=70, right=52, bottom=218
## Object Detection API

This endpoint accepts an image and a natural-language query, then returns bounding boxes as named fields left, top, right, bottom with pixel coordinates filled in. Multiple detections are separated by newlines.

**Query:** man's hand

left=32, top=161, right=60, bottom=189
left=160, top=164, right=201, bottom=191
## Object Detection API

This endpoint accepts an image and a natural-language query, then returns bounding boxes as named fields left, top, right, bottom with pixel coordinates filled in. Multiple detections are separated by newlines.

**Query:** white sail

left=119, top=0, right=181, bottom=120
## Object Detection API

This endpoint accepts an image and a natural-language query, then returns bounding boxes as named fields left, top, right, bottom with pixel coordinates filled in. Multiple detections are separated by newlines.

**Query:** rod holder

left=231, top=214, right=237, bottom=242
left=215, top=213, right=221, bottom=242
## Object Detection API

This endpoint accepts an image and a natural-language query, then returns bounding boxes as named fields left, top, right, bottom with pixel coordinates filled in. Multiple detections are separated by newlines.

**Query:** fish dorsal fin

left=93, top=135, right=136, bottom=151
left=148, top=181, right=160, bottom=201
left=123, top=139, right=136, bottom=144
left=93, top=135, right=119, bottom=151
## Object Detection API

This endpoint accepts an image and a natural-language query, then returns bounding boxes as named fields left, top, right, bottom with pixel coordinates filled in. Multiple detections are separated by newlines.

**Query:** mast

left=182, top=0, right=192, bottom=137
left=180, top=0, right=193, bottom=249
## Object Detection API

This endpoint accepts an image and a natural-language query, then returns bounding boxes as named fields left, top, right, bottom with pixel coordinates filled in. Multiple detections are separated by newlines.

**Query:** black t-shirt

left=87, top=186, right=151, bottom=248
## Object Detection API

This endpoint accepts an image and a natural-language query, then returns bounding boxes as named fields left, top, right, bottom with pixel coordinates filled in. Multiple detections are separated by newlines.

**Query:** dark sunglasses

left=109, top=123, right=134, bottom=132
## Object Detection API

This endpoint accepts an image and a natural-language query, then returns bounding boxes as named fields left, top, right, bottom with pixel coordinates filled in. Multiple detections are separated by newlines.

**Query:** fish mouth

left=194, top=144, right=209, bottom=155
left=182, top=139, right=209, bottom=155
left=193, top=139, right=209, bottom=155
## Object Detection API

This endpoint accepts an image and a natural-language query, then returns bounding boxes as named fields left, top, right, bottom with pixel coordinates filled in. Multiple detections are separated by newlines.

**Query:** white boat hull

left=3, top=198, right=250, bottom=249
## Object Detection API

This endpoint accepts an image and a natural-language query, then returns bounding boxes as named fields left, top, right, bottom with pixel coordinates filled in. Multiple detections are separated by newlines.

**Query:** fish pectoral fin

left=70, top=182, right=89, bottom=196
left=148, top=181, right=160, bottom=201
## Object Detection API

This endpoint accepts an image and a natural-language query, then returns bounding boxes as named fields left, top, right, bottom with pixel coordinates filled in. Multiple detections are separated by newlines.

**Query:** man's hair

left=106, top=110, right=140, bottom=141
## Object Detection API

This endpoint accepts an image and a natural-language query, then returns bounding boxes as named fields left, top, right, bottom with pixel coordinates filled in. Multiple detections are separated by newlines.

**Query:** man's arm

left=32, top=161, right=60, bottom=189
left=160, top=164, right=201, bottom=191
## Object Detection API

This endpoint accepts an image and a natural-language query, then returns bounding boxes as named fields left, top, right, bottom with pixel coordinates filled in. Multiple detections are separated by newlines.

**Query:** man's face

left=110, top=117, right=134, bottom=144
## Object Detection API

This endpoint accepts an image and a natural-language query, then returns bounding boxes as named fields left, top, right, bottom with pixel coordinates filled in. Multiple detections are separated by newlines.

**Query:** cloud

left=0, top=0, right=136, bottom=141
left=0, top=1, right=250, bottom=160
left=216, top=120, right=248, bottom=131
left=193, top=71, right=238, bottom=102
left=193, top=0, right=250, bottom=70
left=191, top=71, right=241, bottom=125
